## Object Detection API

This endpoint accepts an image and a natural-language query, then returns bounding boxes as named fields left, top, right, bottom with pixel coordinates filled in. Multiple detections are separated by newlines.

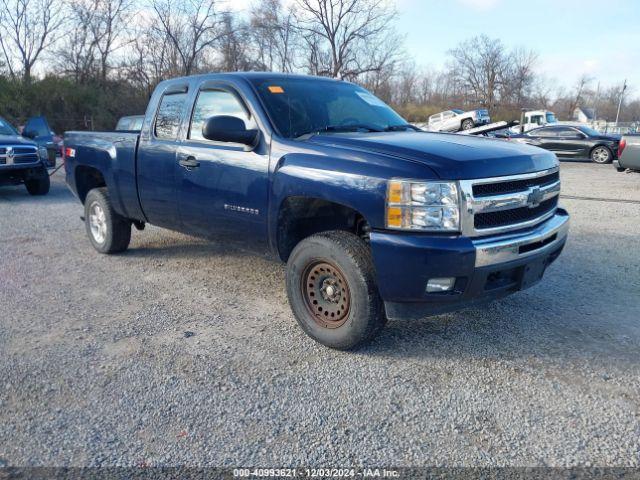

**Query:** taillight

left=619, top=138, right=626, bottom=157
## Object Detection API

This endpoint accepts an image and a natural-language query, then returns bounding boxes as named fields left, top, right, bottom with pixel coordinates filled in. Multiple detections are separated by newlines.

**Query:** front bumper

left=370, top=209, right=569, bottom=320
left=0, top=163, right=47, bottom=185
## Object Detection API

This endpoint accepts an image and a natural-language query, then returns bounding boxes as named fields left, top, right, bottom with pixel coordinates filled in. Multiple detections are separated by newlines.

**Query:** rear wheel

left=84, top=187, right=131, bottom=254
left=286, top=230, right=386, bottom=350
left=461, top=119, right=475, bottom=130
left=591, top=146, right=613, bottom=164
left=25, top=169, right=50, bottom=195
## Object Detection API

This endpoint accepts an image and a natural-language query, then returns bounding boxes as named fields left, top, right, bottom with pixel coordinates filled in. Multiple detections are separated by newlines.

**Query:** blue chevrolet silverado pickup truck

left=64, top=72, right=569, bottom=349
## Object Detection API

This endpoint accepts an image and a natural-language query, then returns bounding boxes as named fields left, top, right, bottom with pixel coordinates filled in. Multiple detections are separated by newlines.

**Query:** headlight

left=38, top=146, right=48, bottom=161
left=386, top=179, right=460, bottom=231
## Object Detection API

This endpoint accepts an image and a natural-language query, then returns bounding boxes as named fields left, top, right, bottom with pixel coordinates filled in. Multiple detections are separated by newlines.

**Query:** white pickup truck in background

left=510, top=110, right=558, bottom=133
left=427, top=108, right=491, bottom=132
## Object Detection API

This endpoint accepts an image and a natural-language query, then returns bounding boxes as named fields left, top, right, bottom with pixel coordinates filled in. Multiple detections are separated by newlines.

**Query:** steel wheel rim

left=593, top=147, right=609, bottom=163
left=89, top=201, right=107, bottom=244
left=301, top=260, right=351, bottom=328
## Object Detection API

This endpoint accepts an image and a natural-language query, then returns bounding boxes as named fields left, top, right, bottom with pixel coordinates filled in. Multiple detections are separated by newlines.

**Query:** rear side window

left=534, top=128, right=557, bottom=137
left=130, top=117, right=144, bottom=130
left=115, top=118, right=130, bottom=131
left=189, top=89, right=253, bottom=141
left=155, top=92, right=188, bottom=139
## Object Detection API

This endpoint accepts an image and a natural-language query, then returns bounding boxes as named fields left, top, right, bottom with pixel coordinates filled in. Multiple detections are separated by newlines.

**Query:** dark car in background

left=115, top=115, right=144, bottom=131
left=510, top=125, right=619, bottom=164
left=0, top=115, right=51, bottom=195
left=20, top=116, right=61, bottom=166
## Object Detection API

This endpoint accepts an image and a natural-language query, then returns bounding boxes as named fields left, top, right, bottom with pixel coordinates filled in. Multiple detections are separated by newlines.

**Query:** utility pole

left=615, top=79, right=627, bottom=126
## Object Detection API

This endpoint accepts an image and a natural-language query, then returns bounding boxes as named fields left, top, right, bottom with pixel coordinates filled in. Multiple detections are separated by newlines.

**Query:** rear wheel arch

left=590, top=144, right=613, bottom=164
left=75, top=166, right=107, bottom=203
left=276, top=196, right=371, bottom=262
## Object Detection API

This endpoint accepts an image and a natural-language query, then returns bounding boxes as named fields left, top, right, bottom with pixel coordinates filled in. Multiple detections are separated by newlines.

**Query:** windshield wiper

left=383, top=123, right=421, bottom=132
left=295, top=124, right=383, bottom=139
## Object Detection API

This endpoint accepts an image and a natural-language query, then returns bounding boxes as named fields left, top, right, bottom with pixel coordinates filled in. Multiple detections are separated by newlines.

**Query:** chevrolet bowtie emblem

left=527, top=186, right=544, bottom=208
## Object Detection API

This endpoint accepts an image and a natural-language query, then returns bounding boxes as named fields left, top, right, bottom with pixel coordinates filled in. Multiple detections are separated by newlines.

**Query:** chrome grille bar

left=459, top=167, right=560, bottom=237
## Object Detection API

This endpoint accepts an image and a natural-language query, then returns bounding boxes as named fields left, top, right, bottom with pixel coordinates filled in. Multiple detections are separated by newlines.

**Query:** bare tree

left=250, top=0, right=298, bottom=72
left=294, top=0, right=401, bottom=80
left=93, top=0, right=131, bottom=81
left=151, top=0, right=225, bottom=76
left=566, top=74, right=593, bottom=119
left=503, top=47, right=537, bottom=106
left=448, top=35, right=509, bottom=111
left=217, top=12, right=253, bottom=71
left=0, top=0, right=65, bottom=82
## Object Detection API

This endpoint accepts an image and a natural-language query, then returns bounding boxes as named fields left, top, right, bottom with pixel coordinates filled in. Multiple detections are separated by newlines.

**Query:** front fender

left=269, top=153, right=388, bottom=252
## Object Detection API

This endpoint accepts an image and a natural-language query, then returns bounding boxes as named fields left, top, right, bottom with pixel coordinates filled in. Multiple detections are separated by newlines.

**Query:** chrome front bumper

left=473, top=210, right=569, bottom=267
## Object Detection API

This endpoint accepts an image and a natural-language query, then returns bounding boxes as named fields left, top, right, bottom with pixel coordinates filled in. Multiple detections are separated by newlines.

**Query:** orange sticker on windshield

left=268, top=86, right=285, bottom=94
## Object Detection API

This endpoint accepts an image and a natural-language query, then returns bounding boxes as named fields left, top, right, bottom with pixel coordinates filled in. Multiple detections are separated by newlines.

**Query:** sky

left=230, top=0, right=640, bottom=97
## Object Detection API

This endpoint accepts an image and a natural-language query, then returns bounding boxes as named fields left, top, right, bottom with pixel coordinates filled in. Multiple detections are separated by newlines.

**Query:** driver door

left=177, top=83, right=269, bottom=243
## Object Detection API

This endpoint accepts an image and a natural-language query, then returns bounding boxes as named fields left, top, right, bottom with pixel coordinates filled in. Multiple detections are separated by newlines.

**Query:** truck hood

left=307, top=131, right=557, bottom=179
left=0, top=134, right=37, bottom=147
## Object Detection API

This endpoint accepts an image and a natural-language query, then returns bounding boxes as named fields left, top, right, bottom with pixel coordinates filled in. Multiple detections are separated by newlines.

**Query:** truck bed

left=64, top=130, right=144, bottom=220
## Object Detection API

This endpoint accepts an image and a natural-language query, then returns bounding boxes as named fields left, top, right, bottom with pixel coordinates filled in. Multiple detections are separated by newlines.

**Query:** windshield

left=250, top=77, right=407, bottom=138
left=545, top=113, right=557, bottom=123
left=452, top=109, right=464, bottom=114
left=0, top=117, right=18, bottom=136
left=577, top=126, right=601, bottom=137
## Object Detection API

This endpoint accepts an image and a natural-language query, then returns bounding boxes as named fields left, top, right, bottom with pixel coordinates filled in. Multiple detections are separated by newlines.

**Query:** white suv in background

left=428, top=109, right=491, bottom=132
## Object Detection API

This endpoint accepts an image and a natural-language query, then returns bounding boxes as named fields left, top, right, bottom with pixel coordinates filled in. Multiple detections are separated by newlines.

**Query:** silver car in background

left=614, top=134, right=640, bottom=172
left=428, top=108, right=491, bottom=132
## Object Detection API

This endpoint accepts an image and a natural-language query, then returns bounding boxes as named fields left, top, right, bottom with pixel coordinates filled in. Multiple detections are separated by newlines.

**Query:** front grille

left=14, top=153, right=39, bottom=164
left=473, top=171, right=559, bottom=197
left=475, top=197, right=558, bottom=229
left=0, top=146, right=37, bottom=155
left=0, top=145, right=39, bottom=165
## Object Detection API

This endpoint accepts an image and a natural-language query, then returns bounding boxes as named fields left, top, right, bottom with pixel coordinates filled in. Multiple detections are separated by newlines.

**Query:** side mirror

left=202, top=116, right=259, bottom=146
left=22, top=130, right=36, bottom=139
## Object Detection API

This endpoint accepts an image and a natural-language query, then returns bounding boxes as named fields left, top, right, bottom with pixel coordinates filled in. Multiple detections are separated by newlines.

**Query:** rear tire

left=461, top=119, right=475, bottom=131
left=591, top=146, right=613, bottom=164
left=84, top=187, right=131, bottom=254
left=25, top=170, right=50, bottom=196
left=286, top=230, right=386, bottom=350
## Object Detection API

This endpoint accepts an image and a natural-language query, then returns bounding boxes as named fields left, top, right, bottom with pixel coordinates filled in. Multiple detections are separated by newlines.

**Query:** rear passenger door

left=176, top=81, right=270, bottom=243
left=137, top=84, right=190, bottom=229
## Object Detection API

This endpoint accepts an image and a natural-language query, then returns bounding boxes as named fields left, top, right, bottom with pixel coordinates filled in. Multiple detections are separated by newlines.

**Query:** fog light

left=426, top=277, right=456, bottom=293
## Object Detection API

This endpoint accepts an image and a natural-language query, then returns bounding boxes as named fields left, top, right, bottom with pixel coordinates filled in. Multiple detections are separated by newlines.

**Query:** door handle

left=178, top=156, right=200, bottom=170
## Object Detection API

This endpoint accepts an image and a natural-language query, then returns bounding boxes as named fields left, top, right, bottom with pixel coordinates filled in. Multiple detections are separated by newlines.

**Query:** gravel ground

left=0, top=161, right=639, bottom=467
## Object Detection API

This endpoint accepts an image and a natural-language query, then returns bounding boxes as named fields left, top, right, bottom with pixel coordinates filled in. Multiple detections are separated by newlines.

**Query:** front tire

left=461, top=119, right=475, bottom=131
left=591, top=146, right=613, bottom=164
left=84, top=188, right=131, bottom=254
left=286, top=231, right=386, bottom=350
left=25, top=170, right=50, bottom=195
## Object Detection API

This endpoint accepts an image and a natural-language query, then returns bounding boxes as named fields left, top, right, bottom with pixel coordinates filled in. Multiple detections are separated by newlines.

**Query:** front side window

left=189, top=89, right=254, bottom=141
left=155, top=92, right=188, bottom=140
left=250, top=78, right=406, bottom=138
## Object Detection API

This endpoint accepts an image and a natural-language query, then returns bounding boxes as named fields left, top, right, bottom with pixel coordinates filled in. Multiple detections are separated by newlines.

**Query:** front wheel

left=286, top=231, right=386, bottom=350
left=25, top=170, right=50, bottom=195
left=591, top=146, right=613, bottom=164
left=461, top=119, right=475, bottom=130
left=84, top=187, right=131, bottom=254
